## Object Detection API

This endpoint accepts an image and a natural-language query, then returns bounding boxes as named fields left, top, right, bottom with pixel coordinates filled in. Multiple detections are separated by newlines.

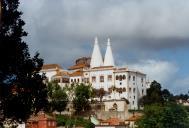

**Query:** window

left=133, top=101, right=134, bottom=105
left=119, top=75, right=122, bottom=81
left=86, top=78, right=89, bottom=83
left=71, top=79, right=73, bottom=82
left=116, top=75, right=119, bottom=80
left=123, top=75, right=126, bottom=80
left=133, top=88, right=136, bottom=93
left=134, top=96, right=135, bottom=99
left=84, top=78, right=89, bottom=83
left=100, top=76, right=104, bottom=82
left=123, top=87, right=126, bottom=92
left=129, top=75, right=131, bottom=81
left=129, top=88, right=131, bottom=92
left=53, top=78, right=60, bottom=83
left=74, top=79, right=76, bottom=83
left=142, top=89, right=144, bottom=95
left=92, top=76, right=96, bottom=82
left=120, top=82, right=122, bottom=85
left=141, top=78, right=143, bottom=83
left=133, top=76, right=135, bottom=81
left=108, top=75, right=112, bottom=81
left=77, top=78, right=79, bottom=83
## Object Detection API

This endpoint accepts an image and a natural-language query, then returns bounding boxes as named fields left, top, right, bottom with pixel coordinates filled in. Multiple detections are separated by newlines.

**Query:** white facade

left=83, top=67, right=146, bottom=109
left=78, top=38, right=147, bottom=109
left=40, top=64, right=69, bottom=88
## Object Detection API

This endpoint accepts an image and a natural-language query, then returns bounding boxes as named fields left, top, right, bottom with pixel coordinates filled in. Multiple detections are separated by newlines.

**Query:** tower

left=104, top=38, right=115, bottom=66
left=90, top=37, right=103, bottom=68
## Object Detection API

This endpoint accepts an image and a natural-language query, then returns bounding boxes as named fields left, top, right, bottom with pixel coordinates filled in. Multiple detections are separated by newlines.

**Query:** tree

left=0, top=0, right=47, bottom=124
left=46, top=82, right=68, bottom=114
left=139, top=80, right=173, bottom=106
left=137, top=103, right=189, bottom=128
left=73, top=83, right=92, bottom=113
left=174, top=93, right=189, bottom=101
left=92, top=88, right=106, bottom=102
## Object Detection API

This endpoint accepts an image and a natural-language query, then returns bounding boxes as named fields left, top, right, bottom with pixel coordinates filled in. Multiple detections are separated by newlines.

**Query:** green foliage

left=92, top=88, right=106, bottom=101
left=46, top=81, right=68, bottom=114
left=0, top=0, right=47, bottom=123
left=73, top=83, right=92, bottom=112
left=56, top=115, right=94, bottom=128
left=174, top=93, right=189, bottom=101
left=140, top=80, right=174, bottom=106
left=137, top=103, right=189, bottom=128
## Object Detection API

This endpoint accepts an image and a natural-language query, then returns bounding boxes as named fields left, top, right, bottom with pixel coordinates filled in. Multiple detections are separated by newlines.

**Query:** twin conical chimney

left=90, top=37, right=103, bottom=68
left=90, top=37, right=115, bottom=68
left=104, top=38, right=115, bottom=66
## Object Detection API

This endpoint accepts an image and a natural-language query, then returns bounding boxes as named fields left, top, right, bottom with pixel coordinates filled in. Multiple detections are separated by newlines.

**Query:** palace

left=41, top=37, right=147, bottom=110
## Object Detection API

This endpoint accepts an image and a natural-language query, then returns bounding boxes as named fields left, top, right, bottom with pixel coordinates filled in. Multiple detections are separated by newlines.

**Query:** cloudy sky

left=20, top=0, right=189, bottom=94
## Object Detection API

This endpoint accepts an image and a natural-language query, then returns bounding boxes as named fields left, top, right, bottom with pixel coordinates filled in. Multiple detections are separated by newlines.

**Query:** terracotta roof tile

left=101, top=118, right=124, bottom=125
left=69, top=63, right=88, bottom=70
left=126, top=115, right=142, bottom=121
left=28, top=111, right=55, bottom=122
left=42, top=64, right=62, bottom=70
left=54, top=71, right=69, bottom=77
left=69, top=70, right=83, bottom=77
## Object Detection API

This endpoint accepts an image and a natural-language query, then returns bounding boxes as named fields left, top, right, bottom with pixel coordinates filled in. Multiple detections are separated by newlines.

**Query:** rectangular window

left=100, top=76, right=104, bottom=82
left=84, top=78, right=89, bottom=83
left=92, top=76, right=96, bottom=82
left=86, top=78, right=89, bottom=83
left=133, top=88, right=136, bottom=93
left=129, top=76, right=131, bottom=81
left=129, top=88, right=131, bottom=92
left=133, top=76, right=135, bottom=81
left=141, top=78, right=143, bottom=83
left=142, top=89, right=144, bottom=95
left=108, top=75, right=112, bottom=81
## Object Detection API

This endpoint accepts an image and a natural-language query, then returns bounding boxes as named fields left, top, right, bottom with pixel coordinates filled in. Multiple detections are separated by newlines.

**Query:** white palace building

left=41, top=37, right=147, bottom=110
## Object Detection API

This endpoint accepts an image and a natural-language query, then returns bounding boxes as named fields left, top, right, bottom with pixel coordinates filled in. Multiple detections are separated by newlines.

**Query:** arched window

left=116, top=75, right=119, bottom=80
left=113, top=103, right=118, bottom=110
left=119, top=75, right=122, bottom=81
left=123, top=75, right=126, bottom=80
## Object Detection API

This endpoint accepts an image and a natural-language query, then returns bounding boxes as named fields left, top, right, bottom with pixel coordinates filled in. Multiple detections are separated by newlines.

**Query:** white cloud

left=19, top=0, right=189, bottom=64
left=126, top=60, right=179, bottom=91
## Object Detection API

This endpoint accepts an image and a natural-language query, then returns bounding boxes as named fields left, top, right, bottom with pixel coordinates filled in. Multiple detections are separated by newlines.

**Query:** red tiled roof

left=28, top=111, right=55, bottom=122
left=42, top=64, right=62, bottom=70
left=69, top=70, right=83, bottom=77
left=126, top=115, right=142, bottom=121
left=69, top=63, right=88, bottom=70
left=54, top=70, right=69, bottom=77
left=101, top=118, right=124, bottom=125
